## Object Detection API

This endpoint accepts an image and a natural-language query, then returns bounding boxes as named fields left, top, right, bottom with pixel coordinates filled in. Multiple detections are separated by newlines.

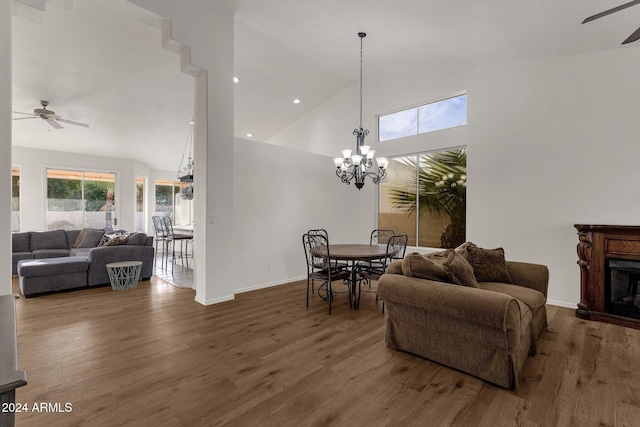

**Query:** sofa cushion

left=125, top=232, right=148, bottom=246
left=12, top=232, right=31, bottom=252
left=401, top=251, right=450, bottom=282
left=18, top=256, right=89, bottom=277
left=77, top=229, right=105, bottom=248
left=443, top=250, right=479, bottom=288
left=467, top=245, right=513, bottom=284
left=66, top=229, right=82, bottom=248
left=13, top=252, right=33, bottom=265
left=32, top=249, right=71, bottom=259
left=30, top=229, right=68, bottom=250
left=478, top=282, right=546, bottom=313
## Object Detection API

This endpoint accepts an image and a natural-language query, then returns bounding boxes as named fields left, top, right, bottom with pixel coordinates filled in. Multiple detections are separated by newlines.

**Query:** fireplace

left=606, top=259, right=640, bottom=319
left=576, top=224, right=640, bottom=329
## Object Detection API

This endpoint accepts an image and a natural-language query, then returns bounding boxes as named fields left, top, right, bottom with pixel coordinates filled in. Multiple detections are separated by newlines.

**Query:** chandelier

left=177, top=120, right=194, bottom=200
left=333, top=32, right=389, bottom=190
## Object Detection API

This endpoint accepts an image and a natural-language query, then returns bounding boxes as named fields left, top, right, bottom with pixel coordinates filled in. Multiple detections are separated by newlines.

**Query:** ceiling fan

left=583, top=0, right=640, bottom=44
left=12, top=100, right=89, bottom=129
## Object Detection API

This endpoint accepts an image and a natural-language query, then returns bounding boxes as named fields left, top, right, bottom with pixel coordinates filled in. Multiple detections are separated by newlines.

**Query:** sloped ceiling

left=11, top=0, right=640, bottom=171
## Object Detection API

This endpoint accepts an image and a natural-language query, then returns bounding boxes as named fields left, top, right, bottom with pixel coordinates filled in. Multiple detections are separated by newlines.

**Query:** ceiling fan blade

left=46, top=118, right=64, bottom=129
left=583, top=0, right=640, bottom=23
left=12, top=116, right=38, bottom=121
left=12, top=111, right=36, bottom=116
left=622, top=26, right=640, bottom=43
left=57, top=118, right=89, bottom=128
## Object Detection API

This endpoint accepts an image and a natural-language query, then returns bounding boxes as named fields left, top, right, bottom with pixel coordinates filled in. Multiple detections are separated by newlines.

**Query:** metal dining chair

left=162, top=216, right=193, bottom=267
left=307, top=229, right=347, bottom=269
left=362, top=234, right=408, bottom=312
left=302, top=233, right=350, bottom=314
left=152, top=215, right=168, bottom=268
left=370, top=229, right=395, bottom=245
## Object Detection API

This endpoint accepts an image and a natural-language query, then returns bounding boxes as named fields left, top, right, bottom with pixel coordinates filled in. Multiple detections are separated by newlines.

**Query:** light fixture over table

left=333, top=32, right=388, bottom=190
left=177, top=120, right=194, bottom=200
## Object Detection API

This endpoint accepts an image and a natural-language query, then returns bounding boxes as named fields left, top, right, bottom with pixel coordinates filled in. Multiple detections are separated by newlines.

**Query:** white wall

left=1, top=0, right=11, bottom=294
left=233, top=137, right=375, bottom=293
left=266, top=45, right=640, bottom=308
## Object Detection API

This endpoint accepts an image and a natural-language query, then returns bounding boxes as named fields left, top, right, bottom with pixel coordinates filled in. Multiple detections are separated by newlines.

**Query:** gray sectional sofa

left=12, top=228, right=154, bottom=297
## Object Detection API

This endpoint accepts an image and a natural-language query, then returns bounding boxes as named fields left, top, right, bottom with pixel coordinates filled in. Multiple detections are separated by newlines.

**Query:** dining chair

left=362, top=234, right=408, bottom=313
left=302, top=233, right=350, bottom=314
left=162, top=216, right=193, bottom=267
left=307, top=229, right=347, bottom=269
left=152, top=215, right=168, bottom=268
left=370, top=229, right=395, bottom=245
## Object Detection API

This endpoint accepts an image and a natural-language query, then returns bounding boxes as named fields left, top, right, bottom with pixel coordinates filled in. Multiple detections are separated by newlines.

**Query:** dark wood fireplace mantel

left=575, top=224, right=640, bottom=329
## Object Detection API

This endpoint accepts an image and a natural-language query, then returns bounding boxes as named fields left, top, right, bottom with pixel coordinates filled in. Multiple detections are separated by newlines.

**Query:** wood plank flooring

left=10, top=276, right=640, bottom=426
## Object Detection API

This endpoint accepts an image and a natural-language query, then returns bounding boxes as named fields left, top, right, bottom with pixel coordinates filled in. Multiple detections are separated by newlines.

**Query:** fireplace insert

left=606, top=258, right=640, bottom=319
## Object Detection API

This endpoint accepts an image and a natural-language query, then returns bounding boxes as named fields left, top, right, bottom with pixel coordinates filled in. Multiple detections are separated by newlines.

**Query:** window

left=378, top=148, right=466, bottom=248
left=135, top=176, right=145, bottom=232
left=11, top=166, right=20, bottom=232
left=378, top=94, right=467, bottom=142
left=154, top=180, right=192, bottom=225
left=46, top=169, right=116, bottom=230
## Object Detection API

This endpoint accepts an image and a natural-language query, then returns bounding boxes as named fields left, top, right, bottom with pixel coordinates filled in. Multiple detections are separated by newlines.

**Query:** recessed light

left=233, top=77, right=240, bottom=83
left=246, top=133, right=253, bottom=137
left=293, top=99, right=301, bottom=104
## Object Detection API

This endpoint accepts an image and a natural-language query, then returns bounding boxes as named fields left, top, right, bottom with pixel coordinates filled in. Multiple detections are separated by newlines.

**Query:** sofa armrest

left=506, top=261, right=549, bottom=297
left=377, top=274, right=527, bottom=331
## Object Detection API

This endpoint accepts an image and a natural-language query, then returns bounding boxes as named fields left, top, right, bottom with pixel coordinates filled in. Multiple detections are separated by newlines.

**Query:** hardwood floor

left=10, top=276, right=640, bottom=426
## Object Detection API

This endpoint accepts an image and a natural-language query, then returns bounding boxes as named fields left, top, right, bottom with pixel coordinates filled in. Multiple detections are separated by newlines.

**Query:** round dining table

left=326, top=244, right=391, bottom=308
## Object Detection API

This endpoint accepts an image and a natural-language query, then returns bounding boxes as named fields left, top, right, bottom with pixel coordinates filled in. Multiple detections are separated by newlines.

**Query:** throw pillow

left=466, top=245, right=513, bottom=283
left=442, top=250, right=479, bottom=288
left=99, top=232, right=130, bottom=247
left=73, top=228, right=88, bottom=248
left=401, top=251, right=450, bottom=282
left=385, top=260, right=403, bottom=275
left=125, top=232, right=147, bottom=246
left=77, top=229, right=105, bottom=248
left=454, top=241, right=477, bottom=265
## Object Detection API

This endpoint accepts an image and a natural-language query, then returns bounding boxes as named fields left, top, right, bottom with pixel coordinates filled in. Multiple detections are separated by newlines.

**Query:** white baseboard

left=546, top=299, right=576, bottom=309
left=194, top=294, right=235, bottom=306
left=235, top=276, right=306, bottom=294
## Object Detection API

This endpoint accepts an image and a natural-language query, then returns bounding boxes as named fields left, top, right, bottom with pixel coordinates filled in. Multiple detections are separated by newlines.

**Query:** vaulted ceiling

left=11, top=0, right=640, bottom=171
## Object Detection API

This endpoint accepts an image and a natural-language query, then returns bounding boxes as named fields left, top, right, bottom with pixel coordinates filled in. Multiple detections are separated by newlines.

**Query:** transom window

left=378, top=94, right=467, bottom=142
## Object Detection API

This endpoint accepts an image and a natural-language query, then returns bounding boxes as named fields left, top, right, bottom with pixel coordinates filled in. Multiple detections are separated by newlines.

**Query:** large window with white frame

left=378, top=148, right=466, bottom=249
left=46, top=169, right=117, bottom=230
left=378, top=93, right=467, bottom=142
left=154, top=179, right=192, bottom=226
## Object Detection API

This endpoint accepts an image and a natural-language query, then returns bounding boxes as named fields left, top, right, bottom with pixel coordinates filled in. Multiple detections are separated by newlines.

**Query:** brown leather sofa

left=377, top=256, right=548, bottom=390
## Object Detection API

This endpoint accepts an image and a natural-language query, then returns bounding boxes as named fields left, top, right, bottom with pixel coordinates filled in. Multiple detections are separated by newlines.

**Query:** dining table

left=322, top=243, right=394, bottom=308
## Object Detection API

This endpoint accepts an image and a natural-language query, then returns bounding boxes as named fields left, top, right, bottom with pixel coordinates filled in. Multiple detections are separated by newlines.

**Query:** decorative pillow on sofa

left=385, top=260, right=403, bottom=275
left=125, top=232, right=148, bottom=246
left=454, top=241, right=477, bottom=265
left=77, top=229, right=106, bottom=248
left=466, top=245, right=513, bottom=283
left=442, top=250, right=479, bottom=288
left=401, top=251, right=450, bottom=282
left=99, top=232, right=130, bottom=247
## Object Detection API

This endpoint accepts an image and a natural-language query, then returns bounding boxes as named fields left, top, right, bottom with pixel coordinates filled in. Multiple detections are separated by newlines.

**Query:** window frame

left=377, top=146, right=467, bottom=249
left=377, top=92, right=467, bottom=142
left=44, top=166, right=119, bottom=230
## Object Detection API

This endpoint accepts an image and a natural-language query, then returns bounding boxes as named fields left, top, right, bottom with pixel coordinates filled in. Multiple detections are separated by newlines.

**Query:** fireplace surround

left=575, top=224, right=640, bottom=329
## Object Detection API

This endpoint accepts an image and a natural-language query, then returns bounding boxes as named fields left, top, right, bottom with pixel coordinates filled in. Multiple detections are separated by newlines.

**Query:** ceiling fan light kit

left=582, top=0, right=640, bottom=44
left=12, top=100, right=90, bottom=129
